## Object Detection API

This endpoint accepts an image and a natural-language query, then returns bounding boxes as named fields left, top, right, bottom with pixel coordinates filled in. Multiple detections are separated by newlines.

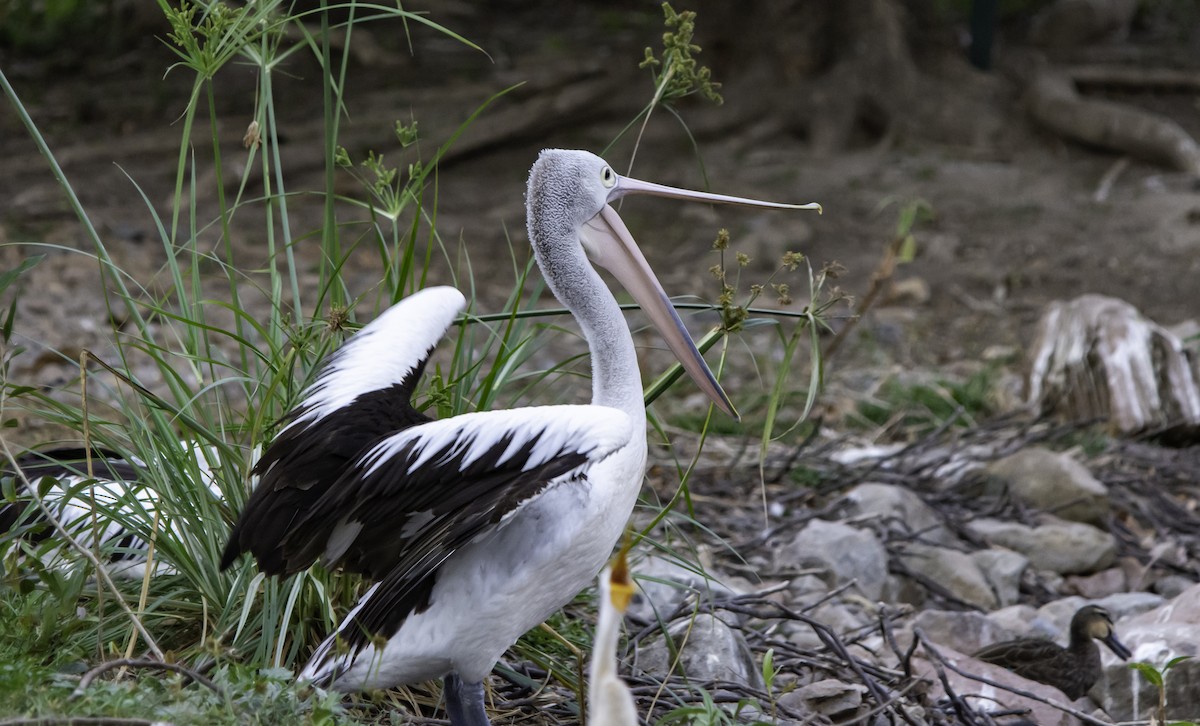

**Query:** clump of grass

left=849, top=366, right=1000, bottom=439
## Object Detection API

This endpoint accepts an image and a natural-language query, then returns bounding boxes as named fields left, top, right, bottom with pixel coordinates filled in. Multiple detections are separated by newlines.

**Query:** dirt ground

left=3, top=4, right=1200, bottom=442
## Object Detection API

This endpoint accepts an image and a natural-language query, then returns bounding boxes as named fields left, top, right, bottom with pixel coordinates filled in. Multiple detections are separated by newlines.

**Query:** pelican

left=220, top=149, right=819, bottom=725
left=2, top=446, right=224, bottom=579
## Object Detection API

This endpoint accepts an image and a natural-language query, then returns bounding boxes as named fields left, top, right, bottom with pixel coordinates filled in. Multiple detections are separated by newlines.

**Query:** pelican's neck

left=570, top=267, right=646, bottom=424
left=535, top=244, right=645, bottom=424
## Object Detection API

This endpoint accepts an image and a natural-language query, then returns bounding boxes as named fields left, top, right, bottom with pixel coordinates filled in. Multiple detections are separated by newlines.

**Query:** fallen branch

left=73, top=658, right=222, bottom=698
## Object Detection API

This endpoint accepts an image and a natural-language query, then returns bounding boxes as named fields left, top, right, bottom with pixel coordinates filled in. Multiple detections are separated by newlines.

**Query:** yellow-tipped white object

left=587, top=549, right=638, bottom=726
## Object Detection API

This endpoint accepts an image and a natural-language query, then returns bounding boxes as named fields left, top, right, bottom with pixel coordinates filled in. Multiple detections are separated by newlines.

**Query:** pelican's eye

left=600, top=166, right=617, bottom=188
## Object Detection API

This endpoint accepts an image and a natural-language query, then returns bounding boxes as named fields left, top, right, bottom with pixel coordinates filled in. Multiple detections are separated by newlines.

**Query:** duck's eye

left=601, top=166, right=616, bottom=188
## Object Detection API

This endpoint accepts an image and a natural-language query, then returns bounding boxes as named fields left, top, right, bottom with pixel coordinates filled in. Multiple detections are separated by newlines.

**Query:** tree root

left=1027, top=67, right=1200, bottom=173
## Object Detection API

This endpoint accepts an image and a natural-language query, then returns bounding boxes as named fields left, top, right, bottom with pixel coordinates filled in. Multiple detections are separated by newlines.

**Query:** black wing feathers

left=220, top=366, right=430, bottom=574
left=309, top=432, right=591, bottom=649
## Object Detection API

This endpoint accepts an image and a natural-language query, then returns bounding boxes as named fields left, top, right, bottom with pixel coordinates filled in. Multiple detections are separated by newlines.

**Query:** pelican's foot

left=444, top=673, right=490, bottom=726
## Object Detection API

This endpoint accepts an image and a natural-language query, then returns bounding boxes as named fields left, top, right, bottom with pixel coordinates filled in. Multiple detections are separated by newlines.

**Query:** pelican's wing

left=0, top=449, right=142, bottom=539
left=296, top=404, right=633, bottom=681
left=220, top=287, right=466, bottom=574
left=288, top=404, right=632, bottom=578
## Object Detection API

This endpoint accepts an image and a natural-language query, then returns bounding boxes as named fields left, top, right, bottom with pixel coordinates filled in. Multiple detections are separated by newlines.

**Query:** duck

left=973, top=604, right=1132, bottom=700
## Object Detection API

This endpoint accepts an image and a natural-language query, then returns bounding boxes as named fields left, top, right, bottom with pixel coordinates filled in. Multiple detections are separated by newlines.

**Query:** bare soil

left=4, top=8, right=1200, bottom=449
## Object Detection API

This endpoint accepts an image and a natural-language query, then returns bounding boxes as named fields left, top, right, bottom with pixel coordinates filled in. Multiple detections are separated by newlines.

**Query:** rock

left=896, top=543, right=998, bottom=610
left=1153, top=574, right=1197, bottom=599
left=987, top=604, right=1061, bottom=641
left=786, top=573, right=832, bottom=609
left=1095, top=592, right=1167, bottom=620
left=911, top=610, right=1020, bottom=655
left=634, top=613, right=761, bottom=688
left=840, top=482, right=958, bottom=547
left=884, top=276, right=930, bottom=306
left=1093, top=584, right=1200, bottom=720
left=626, top=553, right=739, bottom=624
left=784, top=602, right=869, bottom=652
left=1038, top=593, right=1165, bottom=634
left=983, top=448, right=1110, bottom=526
left=1065, top=566, right=1127, bottom=599
left=781, top=679, right=865, bottom=720
left=1026, top=295, right=1200, bottom=434
left=965, top=516, right=1116, bottom=575
left=971, top=548, right=1028, bottom=607
left=913, top=645, right=1085, bottom=725
left=777, top=519, right=888, bottom=600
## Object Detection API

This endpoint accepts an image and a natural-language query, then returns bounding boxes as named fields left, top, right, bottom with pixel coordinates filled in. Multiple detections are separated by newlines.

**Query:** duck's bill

left=1103, top=632, right=1132, bottom=660
left=580, top=204, right=738, bottom=419
left=613, top=174, right=823, bottom=214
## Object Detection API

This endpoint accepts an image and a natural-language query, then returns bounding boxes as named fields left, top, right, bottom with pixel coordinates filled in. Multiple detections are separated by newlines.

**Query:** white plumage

left=221, top=149, right=818, bottom=726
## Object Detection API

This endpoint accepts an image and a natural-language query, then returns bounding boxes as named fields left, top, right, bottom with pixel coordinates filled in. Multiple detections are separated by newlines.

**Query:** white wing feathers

left=286, top=286, right=466, bottom=432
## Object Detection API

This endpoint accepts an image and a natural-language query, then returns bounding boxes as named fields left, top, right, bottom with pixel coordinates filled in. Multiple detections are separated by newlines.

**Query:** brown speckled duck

left=973, top=605, right=1132, bottom=700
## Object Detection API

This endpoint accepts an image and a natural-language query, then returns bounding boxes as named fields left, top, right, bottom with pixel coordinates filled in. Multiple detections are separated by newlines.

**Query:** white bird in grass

left=588, top=547, right=638, bottom=726
left=220, top=149, right=820, bottom=726
left=2, top=447, right=225, bottom=580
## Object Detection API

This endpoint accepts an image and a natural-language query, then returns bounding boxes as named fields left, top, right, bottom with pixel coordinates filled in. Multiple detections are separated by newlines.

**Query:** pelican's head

left=526, top=149, right=821, bottom=418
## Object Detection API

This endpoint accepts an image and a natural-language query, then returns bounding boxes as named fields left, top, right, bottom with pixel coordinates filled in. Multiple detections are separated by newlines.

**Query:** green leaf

left=761, top=647, right=776, bottom=690
left=0, top=254, right=43, bottom=296
left=1165, top=655, right=1194, bottom=671
left=1129, top=661, right=1163, bottom=688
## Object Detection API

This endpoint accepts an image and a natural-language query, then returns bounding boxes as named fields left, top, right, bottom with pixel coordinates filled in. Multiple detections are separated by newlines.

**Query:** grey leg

left=443, top=673, right=490, bottom=726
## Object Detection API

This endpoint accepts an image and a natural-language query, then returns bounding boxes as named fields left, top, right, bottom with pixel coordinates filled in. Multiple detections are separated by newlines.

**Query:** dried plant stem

left=825, top=231, right=906, bottom=359
left=81, top=351, right=104, bottom=660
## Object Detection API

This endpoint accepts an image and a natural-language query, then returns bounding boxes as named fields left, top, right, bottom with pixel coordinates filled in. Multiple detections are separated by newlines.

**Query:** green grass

left=0, top=2, right=832, bottom=722
left=849, top=366, right=1000, bottom=438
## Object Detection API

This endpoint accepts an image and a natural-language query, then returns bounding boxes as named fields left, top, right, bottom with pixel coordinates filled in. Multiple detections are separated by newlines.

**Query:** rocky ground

left=3, top=3, right=1200, bottom=724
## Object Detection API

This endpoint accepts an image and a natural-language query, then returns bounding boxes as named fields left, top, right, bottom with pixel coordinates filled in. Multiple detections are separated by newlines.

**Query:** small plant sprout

left=1129, top=656, right=1196, bottom=726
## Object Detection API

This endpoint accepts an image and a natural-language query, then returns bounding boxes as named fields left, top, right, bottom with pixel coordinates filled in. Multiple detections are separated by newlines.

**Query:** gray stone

left=784, top=679, right=865, bottom=719
left=987, top=604, right=1061, bottom=640
left=984, top=448, right=1110, bottom=526
left=1153, top=574, right=1196, bottom=599
left=965, top=516, right=1116, bottom=575
left=784, top=602, right=870, bottom=652
left=634, top=613, right=761, bottom=688
left=971, top=548, right=1029, bottom=607
left=777, top=519, right=888, bottom=600
left=1095, top=592, right=1167, bottom=620
left=626, top=553, right=738, bottom=624
left=897, top=543, right=997, bottom=610
left=1065, top=566, right=1127, bottom=599
left=841, top=482, right=958, bottom=546
left=912, top=610, right=1020, bottom=656
left=1037, top=593, right=1165, bottom=636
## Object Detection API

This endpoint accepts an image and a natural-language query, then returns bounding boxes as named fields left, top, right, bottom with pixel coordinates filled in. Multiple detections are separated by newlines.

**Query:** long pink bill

left=579, top=204, right=735, bottom=417
left=580, top=174, right=821, bottom=419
